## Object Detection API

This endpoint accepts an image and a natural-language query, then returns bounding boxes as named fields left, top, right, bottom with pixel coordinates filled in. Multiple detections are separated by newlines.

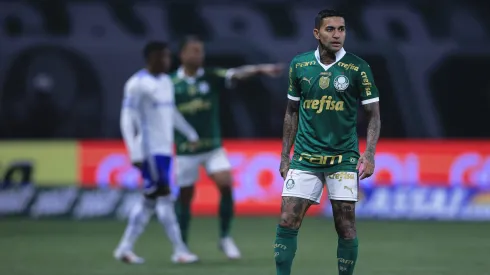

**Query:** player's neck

left=319, top=47, right=336, bottom=65
left=183, top=66, right=199, bottom=77
left=146, top=66, right=162, bottom=76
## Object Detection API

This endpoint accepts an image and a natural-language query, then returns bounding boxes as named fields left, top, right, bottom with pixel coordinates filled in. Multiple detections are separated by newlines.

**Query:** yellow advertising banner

left=0, top=141, right=77, bottom=186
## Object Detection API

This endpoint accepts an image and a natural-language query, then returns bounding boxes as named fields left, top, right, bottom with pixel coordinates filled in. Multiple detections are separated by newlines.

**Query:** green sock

left=274, top=225, right=298, bottom=275
left=337, top=237, right=359, bottom=275
left=175, top=199, right=191, bottom=244
left=219, top=188, right=234, bottom=238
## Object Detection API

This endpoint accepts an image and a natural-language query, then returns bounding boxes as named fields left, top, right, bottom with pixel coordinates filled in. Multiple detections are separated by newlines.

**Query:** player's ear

left=313, top=28, right=320, bottom=40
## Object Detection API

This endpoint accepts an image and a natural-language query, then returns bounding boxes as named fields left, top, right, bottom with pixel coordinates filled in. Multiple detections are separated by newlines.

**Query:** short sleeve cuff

left=361, top=97, right=379, bottom=105
left=287, top=94, right=300, bottom=101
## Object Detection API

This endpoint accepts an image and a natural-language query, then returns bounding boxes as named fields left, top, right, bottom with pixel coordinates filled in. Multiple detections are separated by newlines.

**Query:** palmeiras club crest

left=198, top=81, right=210, bottom=94
left=334, top=75, right=350, bottom=91
left=286, top=179, right=295, bottom=190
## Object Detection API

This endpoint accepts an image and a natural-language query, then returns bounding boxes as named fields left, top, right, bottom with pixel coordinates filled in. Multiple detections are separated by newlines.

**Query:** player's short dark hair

left=315, top=9, right=345, bottom=29
left=178, top=35, right=203, bottom=53
left=143, top=41, right=168, bottom=60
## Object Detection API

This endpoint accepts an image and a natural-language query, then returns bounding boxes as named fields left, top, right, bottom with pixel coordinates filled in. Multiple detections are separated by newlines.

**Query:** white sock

left=116, top=197, right=155, bottom=252
left=156, top=195, right=188, bottom=254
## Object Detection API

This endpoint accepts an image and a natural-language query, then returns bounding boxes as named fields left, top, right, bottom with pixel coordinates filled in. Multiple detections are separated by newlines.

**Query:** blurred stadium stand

left=1, top=0, right=489, bottom=139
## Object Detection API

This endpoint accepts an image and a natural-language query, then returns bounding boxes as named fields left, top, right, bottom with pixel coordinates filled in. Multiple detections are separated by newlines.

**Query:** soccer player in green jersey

left=172, top=35, right=284, bottom=259
left=274, top=9, right=381, bottom=275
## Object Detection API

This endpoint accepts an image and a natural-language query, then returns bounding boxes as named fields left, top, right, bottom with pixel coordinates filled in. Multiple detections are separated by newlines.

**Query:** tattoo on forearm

left=281, top=100, right=299, bottom=160
left=364, top=103, right=381, bottom=161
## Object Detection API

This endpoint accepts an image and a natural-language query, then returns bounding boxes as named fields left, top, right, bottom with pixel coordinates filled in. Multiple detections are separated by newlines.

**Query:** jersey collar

left=177, top=67, right=205, bottom=84
left=314, top=47, right=346, bottom=71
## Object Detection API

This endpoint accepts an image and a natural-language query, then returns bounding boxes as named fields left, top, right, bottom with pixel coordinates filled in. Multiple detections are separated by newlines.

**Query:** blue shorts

left=141, top=155, right=172, bottom=195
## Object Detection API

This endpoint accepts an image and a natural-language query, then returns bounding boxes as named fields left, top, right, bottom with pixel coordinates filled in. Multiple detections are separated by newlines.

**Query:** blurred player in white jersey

left=114, top=41, right=199, bottom=264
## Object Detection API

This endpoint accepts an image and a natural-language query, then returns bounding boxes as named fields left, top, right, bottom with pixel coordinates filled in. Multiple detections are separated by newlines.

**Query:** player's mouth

left=331, top=42, right=342, bottom=47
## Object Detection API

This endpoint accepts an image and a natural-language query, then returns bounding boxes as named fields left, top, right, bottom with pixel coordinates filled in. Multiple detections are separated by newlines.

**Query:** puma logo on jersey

left=344, top=186, right=354, bottom=195
left=301, top=77, right=313, bottom=85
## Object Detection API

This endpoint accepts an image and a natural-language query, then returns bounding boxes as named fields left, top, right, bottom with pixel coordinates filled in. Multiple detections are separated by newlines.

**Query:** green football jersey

left=172, top=67, right=230, bottom=155
left=288, top=48, right=380, bottom=173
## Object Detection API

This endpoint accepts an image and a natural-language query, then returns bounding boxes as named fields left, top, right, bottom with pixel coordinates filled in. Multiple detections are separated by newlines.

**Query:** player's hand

left=132, top=162, right=143, bottom=171
left=187, top=141, right=199, bottom=152
left=279, top=156, right=290, bottom=180
left=356, top=151, right=375, bottom=180
left=259, top=64, right=284, bottom=77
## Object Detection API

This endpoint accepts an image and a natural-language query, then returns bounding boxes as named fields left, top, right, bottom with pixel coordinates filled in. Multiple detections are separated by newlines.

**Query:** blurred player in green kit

left=274, top=9, right=381, bottom=275
left=172, top=35, right=284, bottom=259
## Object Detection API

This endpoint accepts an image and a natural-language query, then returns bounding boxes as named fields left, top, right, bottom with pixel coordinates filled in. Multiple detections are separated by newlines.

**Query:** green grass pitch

left=1, top=217, right=490, bottom=275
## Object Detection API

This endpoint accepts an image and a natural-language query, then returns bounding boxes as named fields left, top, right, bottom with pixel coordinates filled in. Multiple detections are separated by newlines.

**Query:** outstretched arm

left=228, top=63, right=284, bottom=81
left=279, top=99, right=300, bottom=179
left=357, top=102, right=381, bottom=179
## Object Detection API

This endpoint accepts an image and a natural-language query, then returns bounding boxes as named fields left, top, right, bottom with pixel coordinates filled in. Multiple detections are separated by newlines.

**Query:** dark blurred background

left=1, top=0, right=489, bottom=139
left=1, top=2, right=490, bottom=275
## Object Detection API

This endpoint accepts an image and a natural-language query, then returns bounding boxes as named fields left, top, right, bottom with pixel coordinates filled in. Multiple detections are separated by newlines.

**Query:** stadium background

left=1, top=0, right=490, bottom=274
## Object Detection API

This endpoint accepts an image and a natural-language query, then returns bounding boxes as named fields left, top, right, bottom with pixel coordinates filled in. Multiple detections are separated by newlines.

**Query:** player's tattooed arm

left=280, top=196, right=312, bottom=229
left=279, top=100, right=300, bottom=178
left=357, top=102, right=381, bottom=179
left=364, top=102, right=381, bottom=161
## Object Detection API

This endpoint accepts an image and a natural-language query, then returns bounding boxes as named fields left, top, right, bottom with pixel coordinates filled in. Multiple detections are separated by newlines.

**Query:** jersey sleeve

left=287, top=58, right=300, bottom=101
left=358, top=62, right=379, bottom=105
left=212, top=68, right=235, bottom=89
left=120, top=80, right=143, bottom=162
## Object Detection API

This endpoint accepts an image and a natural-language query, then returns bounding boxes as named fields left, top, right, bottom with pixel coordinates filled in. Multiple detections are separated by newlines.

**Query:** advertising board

left=0, top=141, right=77, bottom=187
left=78, top=140, right=490, bottom=216
left=1, top=139, right=489, bottom=219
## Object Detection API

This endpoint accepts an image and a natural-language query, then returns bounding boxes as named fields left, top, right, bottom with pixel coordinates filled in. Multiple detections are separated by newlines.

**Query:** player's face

left=180, top=41, right=205, bottom=68
left=152, top=49, right=172, bottom=73
left=313, top=17, right=346, bottom=52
